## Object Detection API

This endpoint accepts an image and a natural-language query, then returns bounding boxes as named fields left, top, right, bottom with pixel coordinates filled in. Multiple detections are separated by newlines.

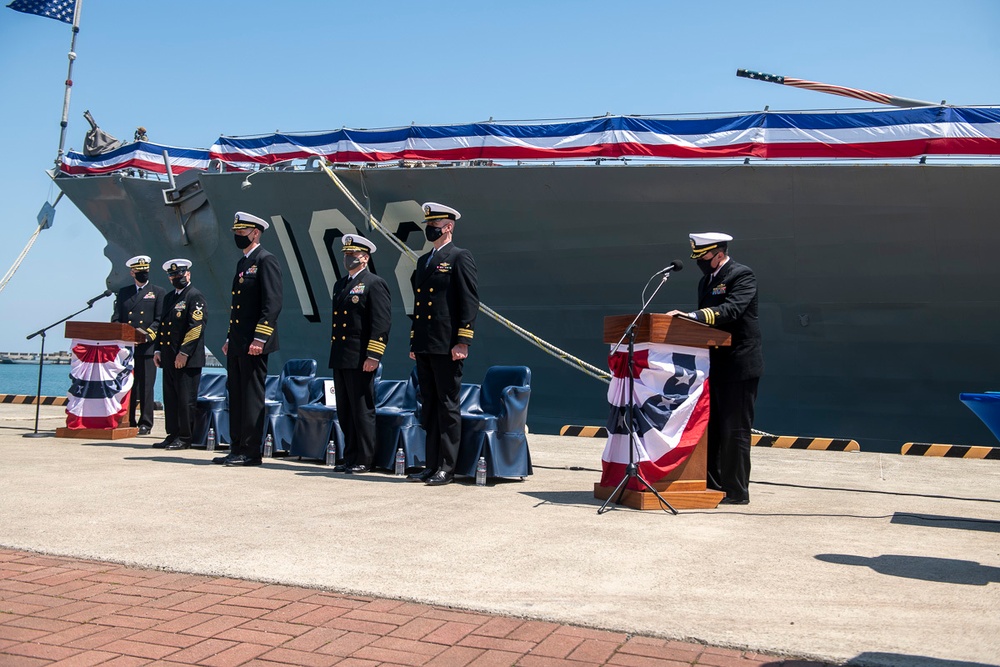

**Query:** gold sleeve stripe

left=367, top=341, right=387, bottom=354
left=146, top=331, right=156, bottom=341
left=698, top=308, right=716, bottom=325
left=457, top=327, right=474, bottom=339
left=410, top=331, right=414, bottom=338
left=255, top=325, right=274, bottom=335
left=182, top=325, right=203, bottom=345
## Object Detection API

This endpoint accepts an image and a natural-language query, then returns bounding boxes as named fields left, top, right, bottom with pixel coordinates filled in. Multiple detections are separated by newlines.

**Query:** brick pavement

left=0, top=549, right=833, bottom=667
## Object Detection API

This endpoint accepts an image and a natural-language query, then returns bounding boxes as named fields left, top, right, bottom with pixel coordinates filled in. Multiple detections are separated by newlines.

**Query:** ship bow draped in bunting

left=600, top=343, right=711, bottom=490
left=64, top=339, right=134, bottom=429
left=59, top=106, right=1000, bottom=176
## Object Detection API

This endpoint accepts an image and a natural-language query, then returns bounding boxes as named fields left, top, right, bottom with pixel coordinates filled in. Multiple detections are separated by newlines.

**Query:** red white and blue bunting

left=65, top=339, right=134, bottom=430
left=601, top=343, right=711, bottom=490
left=59, top=106, right=1000, bottom=176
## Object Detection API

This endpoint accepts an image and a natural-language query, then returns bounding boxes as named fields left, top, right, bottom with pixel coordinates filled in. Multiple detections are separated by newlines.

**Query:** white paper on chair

left=323, top=380, right=336, bottom=405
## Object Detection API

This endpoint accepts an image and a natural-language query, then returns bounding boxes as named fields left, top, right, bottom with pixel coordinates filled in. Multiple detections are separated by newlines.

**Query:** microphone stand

left=23, top=299, right=103, bottom=438
left=599, top=270, right=679, bottom=515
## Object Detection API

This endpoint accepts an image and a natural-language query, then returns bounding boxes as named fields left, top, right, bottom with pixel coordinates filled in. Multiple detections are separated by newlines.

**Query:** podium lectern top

left=603, top=313, right=731, bottom=348
left=65, top=321, right=146, bottom=344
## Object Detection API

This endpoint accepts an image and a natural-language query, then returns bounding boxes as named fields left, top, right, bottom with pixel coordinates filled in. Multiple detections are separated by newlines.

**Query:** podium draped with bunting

left=56, top=322, right=145, bottom=440
left=595, top=314, right=731, bottom=510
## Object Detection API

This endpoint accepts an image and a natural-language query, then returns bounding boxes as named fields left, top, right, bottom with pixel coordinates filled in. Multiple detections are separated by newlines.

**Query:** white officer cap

left=233, top=211, right=270, bottom=231
left=422, top=202, right=461, bottom=222
left=162, top=258, right=193, bottom=274
left=341, top=235, right=377, bottom=254
left=689, top=232, right=733, bottom=259
left=126, top=255, right=151, bottom=270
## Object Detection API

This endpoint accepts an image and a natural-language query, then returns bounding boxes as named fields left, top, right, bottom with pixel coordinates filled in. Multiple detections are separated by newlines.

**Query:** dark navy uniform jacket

left=158, top=285, right=208, bottom=367
left=112, top=282, right=165, bottom=357
left=409, top=243, right=478, bottom=355
left=228, top=246, right=282, bottom=355
left=328, top=267, right=391, bottom=370
left=688, top=259, right=763, bottom=382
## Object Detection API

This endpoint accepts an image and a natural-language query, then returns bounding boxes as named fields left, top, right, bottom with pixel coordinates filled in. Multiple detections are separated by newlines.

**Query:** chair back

left=459, top=383, right=482, bottom=416
left=280, top=375, right=314, bottom=415
left=376, top=380, right=408, bottom=409
left=198, top=373, right=228, bottom=399
left=480, top=366, right=531, bottom=415
left=264, top=374, right=281, bottom=401
left=308, top=377, right=332, bottom=405
left=282, top=358, right=317, bottom=380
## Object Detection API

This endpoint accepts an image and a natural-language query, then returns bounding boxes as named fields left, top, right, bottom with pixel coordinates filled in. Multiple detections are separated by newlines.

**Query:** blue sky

left=1, top=0, right=999, bottom=353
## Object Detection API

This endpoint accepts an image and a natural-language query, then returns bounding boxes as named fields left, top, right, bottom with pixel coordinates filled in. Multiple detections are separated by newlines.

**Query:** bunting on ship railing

left=59, top=106, right=1000, bottom=176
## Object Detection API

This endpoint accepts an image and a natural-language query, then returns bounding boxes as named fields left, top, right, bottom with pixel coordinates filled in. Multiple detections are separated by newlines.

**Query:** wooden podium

left=55, top=321, right=146, bottom=440
left=594, top=314, right=731, bottom=510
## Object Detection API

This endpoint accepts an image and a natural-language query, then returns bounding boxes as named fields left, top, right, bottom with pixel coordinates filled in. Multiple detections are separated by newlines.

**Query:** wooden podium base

left=56, top=427, right=138, bottom=440
left=594, top=481, right=724, bottom=510
left=594, top=431, right=725, bottom=510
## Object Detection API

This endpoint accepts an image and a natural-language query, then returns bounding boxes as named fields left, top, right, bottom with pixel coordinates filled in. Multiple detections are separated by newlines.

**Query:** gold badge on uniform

left=351, top=295, right=359, bottom=304
left=192, top=306, right=204, bottom=321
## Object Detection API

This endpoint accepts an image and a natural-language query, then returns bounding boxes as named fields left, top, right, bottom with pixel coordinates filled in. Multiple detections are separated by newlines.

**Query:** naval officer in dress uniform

left=154, top=259, right=208, bottom=450
left=328, top=235, right=391, bottom=473
left=669, top=233, right=763, bottom=504
left=406, top=202, right=479, bottom=486
left=111, top=255, right=164, bottom=435
left=217, top=212, right=283, bottom=467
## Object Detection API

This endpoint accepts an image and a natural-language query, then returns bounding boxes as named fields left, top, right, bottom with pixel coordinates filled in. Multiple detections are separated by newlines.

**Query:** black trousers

left=707, top=377, right=760, bottom=502
left=228, top=353, right=268, bottom=460
left=415, top=353, right=463, bottom=473
left=162, top=364, right=201, bottom=445
left=333, top=368, right=377, bottom=467
left=130, top=354, right=157, bottom=429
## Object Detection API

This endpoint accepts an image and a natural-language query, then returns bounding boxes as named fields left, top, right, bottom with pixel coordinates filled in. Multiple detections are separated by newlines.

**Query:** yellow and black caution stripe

left=901, top=443, right=1000, bottom=459
left=0, top=394, right=68, bottom=406
left=560, top=425, right=609, bottom=438
left=752, top=435, right=860, bottom=452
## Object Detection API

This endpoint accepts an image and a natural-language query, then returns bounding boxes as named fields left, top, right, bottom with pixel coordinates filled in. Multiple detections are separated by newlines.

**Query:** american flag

left=6, top=0, right=77, bottom=23
left=64, top=340, right=134, bottom=430
left=600, top=343, right=711, bottom=490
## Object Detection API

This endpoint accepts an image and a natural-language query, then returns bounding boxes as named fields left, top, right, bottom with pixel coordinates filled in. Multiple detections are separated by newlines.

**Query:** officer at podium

left=111, top=255, right=164, bottom=435
left=669, top=232, right=763, bottom=505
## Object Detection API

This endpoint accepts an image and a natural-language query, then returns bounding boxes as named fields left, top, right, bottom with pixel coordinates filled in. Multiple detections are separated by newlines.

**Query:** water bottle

left=263, top=433, right=273, bottom=458
left=475, top=456, right=487, bottom=486
left=326, top=440, right=337, bottom=466
left=394, top=447, right=405, bottom=475
left=206, top=427, right=216, bottom=451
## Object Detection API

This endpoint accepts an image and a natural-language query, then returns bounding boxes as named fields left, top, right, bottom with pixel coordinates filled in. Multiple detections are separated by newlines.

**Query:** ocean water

left=0, top=363, right=225, bottom=401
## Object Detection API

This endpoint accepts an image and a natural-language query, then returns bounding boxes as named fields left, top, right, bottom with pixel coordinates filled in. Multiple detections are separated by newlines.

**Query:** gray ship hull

left=55, top=163, right=1000, bottom=452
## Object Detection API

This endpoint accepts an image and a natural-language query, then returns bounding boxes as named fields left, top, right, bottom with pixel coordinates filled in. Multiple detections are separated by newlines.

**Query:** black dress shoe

left=165, top=442, right=190, bottom=450
left=224, top=455, right=262, bottom=467
left=406, top=469, right=433, bottom=482
left=720, top=497, right=749, bottom=505
left=137, top=426, right=151, bottom=435
left=425, top=470, right=454, bottom=486
left=212, top=455, right=233, bottom=465
left=152, top=438, right=174, bottom=449
left=333, top=464, right=347, bottom=472
left=345, top=465, right=368, bottom=474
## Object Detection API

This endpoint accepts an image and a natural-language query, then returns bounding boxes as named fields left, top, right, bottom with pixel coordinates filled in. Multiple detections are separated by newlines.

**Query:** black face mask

left=234, top=233, right=253, bottom=250
left=170, top=276, right=189, bottom=289
left=424, top=225, right=444, bottom=242
left=697, top=258, right=715, bottom=275
left=134, top=271, right=149, bottom=283
left=343, top=255, right=362, bottom=271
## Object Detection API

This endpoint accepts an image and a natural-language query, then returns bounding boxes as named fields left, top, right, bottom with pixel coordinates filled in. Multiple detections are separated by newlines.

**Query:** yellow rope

left=319, top=164, right=612, bottom=383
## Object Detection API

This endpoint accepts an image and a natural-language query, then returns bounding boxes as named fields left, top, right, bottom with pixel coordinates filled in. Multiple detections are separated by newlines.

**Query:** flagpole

left=55, top=0, right=82, bottom=168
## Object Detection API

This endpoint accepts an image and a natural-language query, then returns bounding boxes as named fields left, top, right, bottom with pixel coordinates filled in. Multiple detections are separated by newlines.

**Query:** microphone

left=659, top=260, right=683, bottom=274
left=87, top=289, right=113, bottom=306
